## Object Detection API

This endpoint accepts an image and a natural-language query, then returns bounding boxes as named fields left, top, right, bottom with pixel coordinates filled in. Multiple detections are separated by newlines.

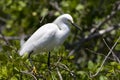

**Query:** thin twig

left=88, top=25, right=118, bottom=39
left=20, top=71, right=37, bottom=80
left=56, top=68, right=63, bottom=80
left=0, top=35, right=29, bottom=40
left=0, top=17, right=7, bottom=22
left=69, top=24, right=120, bottom=56
left=49, top=1, right=63, bottom=14
left=90, top=36, right=120, bottom=77
left=90, top=1, right=120, bottom=34
left=40, top=15, right=46, bottom=23
left=0, top=31, right=9, bottom=45
left=0, top=30, right=13, bottom=60
left=58, top=62, right=76, bottom=80
left=86, top=48, right=115, bottom=61
left=103, top=39, right=120, bottom=63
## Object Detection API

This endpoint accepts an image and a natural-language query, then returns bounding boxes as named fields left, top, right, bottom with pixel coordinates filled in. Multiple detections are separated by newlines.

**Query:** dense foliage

left=0, top=0, right=120, bottom=80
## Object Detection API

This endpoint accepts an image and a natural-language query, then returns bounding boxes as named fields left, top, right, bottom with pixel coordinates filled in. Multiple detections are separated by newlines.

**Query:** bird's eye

left=67, top=19, right=72, bottom=23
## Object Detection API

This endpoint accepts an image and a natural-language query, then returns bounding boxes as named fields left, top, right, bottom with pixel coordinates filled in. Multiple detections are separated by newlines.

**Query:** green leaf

left=41, top=8, right=48, bottom=16
left=76, top=4, right=84, bottom=11
left=99, top=75, right=108, bottom=80
left=115, top=43, right=120, bottom=50
left=88, top=60, right=94, bottom=70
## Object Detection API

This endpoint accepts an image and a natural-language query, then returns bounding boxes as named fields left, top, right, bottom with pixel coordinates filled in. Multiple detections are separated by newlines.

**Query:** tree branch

left=56, top=68, right=63, bottom=80
left=49, top=1, right=63, bottom=14
left=0, top=17, right=7, bottom=22
left=90, top=1, right=120, bottom=34
left=0, top=31, right=9, bottom=45
left=90, top=36, right=120, bottom=77
left=103, top=39, right=120, bottom=63
left=20, top=71, right=37, bottom=80
left=69, top=24, right=120, bottom=56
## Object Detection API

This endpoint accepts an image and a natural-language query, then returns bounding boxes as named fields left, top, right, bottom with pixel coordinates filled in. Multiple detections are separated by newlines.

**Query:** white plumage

left=19, top=14, right=74, bottom=56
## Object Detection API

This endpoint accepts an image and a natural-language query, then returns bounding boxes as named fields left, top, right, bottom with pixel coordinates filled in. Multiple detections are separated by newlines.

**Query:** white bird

left=19, top=14, right=80, bottom=56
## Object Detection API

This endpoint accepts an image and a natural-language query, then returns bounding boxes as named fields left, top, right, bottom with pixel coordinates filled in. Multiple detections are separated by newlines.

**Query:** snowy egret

left=19, top=14, right=80, bottom=71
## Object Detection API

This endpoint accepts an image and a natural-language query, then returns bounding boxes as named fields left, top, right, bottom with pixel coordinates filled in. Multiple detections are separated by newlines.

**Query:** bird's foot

left=31, top=66, right=37, bottom=75
left=48, top=66, right=51, bottom=71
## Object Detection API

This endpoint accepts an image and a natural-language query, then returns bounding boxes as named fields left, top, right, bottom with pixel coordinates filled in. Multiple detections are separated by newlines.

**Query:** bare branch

left=103, top=39, right=120, bottom=63
left=0, top=35, right=29, bottom=40
left=90, top=36, right=120, bottom=77
left=90, top=1, right=120, bottom=34
left=0, top=36, right=20, bottom=40
left=58, top=62, right=76, bottom=80
left=0, top=31, right=10, bottom=45
left=56, top=68, right=63, bottom=80
left=69, top=24, right=120, bottom=56
left=20, top=71, right=37, bottom=80
left=49, top=2, right=63, bottom=14
left=0, top=17, right=7, bottom=22
left=39, top=15, right=46, bottom=23
left=69, top=1, right=120, bottom=56
left=88, top=24, right=119, bottom=39
left=86, top=48, right=116, bottom=61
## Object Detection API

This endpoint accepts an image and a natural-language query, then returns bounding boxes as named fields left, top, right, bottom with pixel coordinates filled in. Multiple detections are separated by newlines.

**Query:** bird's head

left=56, top=14, right=73, bottom=25
left=54, top=14, right=81, bottom=30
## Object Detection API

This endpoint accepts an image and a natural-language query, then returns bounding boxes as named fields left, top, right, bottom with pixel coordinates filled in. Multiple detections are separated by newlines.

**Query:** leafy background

left=0, top=0, right=120, bottom=80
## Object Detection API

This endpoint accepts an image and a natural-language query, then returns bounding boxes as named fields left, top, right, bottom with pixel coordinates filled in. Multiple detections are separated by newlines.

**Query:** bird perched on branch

left=19, top=14, right=80, bottom=73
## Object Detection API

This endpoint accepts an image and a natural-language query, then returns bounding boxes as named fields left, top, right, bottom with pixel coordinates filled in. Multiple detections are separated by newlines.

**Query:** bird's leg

left=28, top=51, right=37, bottom=74
left=47, top=52, right=51, bottom=70
left=28, top=51, right=33, bottom=67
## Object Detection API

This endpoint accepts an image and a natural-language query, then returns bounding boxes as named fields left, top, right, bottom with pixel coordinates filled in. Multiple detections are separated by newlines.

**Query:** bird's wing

left=19, top=23, right=58, bottom=56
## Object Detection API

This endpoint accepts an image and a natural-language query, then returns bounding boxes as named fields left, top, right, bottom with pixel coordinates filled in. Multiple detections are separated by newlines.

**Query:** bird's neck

left=57, top=22, right=70, bottom=39
left=59, top=23, right=70, bottom=31
left=54, top=20, right=70, bottom=31
left=53, top=20, right=70, bottom=44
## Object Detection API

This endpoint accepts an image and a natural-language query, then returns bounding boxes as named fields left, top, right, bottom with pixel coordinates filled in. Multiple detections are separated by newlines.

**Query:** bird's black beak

left=71, top=22, right=81, bottom=30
